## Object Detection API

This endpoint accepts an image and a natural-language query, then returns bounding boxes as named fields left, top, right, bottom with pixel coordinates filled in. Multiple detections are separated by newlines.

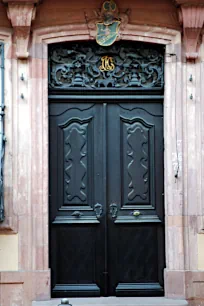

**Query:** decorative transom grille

left=48, top=41, right=164, bottom=90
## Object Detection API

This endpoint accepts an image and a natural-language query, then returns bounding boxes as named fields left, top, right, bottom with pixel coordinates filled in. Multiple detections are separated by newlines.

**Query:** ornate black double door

left=49, top=100, right=164, bottom=297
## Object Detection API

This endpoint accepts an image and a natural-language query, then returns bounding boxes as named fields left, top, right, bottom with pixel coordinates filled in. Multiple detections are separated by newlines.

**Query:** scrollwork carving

left=64, top=122, right=88, bottom=204
left=49, top=42, right=164, bottom=90
left=127, top=123, right=149, bottom=201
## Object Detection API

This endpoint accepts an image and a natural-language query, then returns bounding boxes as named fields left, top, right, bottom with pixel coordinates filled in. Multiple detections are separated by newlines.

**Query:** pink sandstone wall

left=0, top=1, right=204, bottom=306
left=0, top=3, right=11, bottom=28
left=32, top=0, right=180, bottom=30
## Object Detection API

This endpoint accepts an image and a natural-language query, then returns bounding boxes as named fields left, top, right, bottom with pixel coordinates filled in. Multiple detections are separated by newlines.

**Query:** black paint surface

left=49, top=100, right=164, bottom=297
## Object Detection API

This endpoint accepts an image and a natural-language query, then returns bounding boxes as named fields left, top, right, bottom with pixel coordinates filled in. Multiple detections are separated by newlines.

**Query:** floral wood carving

left=179, top=5, right=204, bottom=60
left=4, top=1, right=39, bottom=59
left=49, top=41, right=164, bottom=90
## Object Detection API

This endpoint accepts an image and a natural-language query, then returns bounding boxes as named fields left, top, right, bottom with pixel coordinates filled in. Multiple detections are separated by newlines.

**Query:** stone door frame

left=31, top=23, right=184, bottom=298
left=1, top=23, right=191, bottom=301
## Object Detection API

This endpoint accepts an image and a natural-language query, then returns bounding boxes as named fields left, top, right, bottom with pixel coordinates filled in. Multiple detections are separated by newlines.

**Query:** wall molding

left=29, top=23, right=185, bottom=300
left=32, top=23, right=180, bottom=46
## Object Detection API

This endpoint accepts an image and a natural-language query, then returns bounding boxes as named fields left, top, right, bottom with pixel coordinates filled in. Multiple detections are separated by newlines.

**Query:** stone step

left=32, top=297, right=188, bottom=306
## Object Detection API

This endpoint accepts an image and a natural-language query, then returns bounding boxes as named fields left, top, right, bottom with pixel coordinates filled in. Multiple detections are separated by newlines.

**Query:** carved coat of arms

left=87, top=0, right=129, bottom=47
left=96, top=0, right=120, bottom=46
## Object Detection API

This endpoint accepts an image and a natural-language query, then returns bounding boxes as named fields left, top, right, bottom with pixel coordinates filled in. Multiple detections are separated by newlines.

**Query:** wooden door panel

left=49, top=102, right=105, bottom=297
left=51, top=225, right=101, bottom=296
left=121, top=115, right=155, bottom=207
left=107, top=102, right=164, bottom=296
left=116, top=225, right=159, bottom=283
left=49, top=103, right=103, bottom=221
left=49, top=101, right=164, bottom=297
left=111, top=225, right=164, bottom=296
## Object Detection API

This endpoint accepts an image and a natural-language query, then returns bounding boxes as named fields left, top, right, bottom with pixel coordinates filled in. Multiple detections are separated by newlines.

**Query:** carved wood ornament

left=179, top=4, right=204, bottom=60
left=3, top=0, right=40, bottom=59
left=49, top=41, right=164, bottom=90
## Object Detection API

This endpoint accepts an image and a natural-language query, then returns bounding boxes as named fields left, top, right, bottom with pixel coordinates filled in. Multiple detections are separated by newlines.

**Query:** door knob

left=133, top=210, right=141, bottom=217
left=59, top=299, right=72, bottom=305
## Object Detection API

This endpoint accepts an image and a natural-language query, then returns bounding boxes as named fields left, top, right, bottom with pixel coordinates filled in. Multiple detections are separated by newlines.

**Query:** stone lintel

left=179, top=4, right=204, bottom=60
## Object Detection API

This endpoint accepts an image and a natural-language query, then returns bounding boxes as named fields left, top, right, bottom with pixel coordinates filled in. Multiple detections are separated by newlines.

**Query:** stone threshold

left=32, top=297, right=188, bottom=306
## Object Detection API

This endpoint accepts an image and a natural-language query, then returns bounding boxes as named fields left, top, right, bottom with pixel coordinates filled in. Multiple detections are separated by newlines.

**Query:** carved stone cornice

left=174, top=0, right=204, bottom=5
left=179, top=4, right=204, bottom=60
left=3, top=1, right=40, bottom=59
